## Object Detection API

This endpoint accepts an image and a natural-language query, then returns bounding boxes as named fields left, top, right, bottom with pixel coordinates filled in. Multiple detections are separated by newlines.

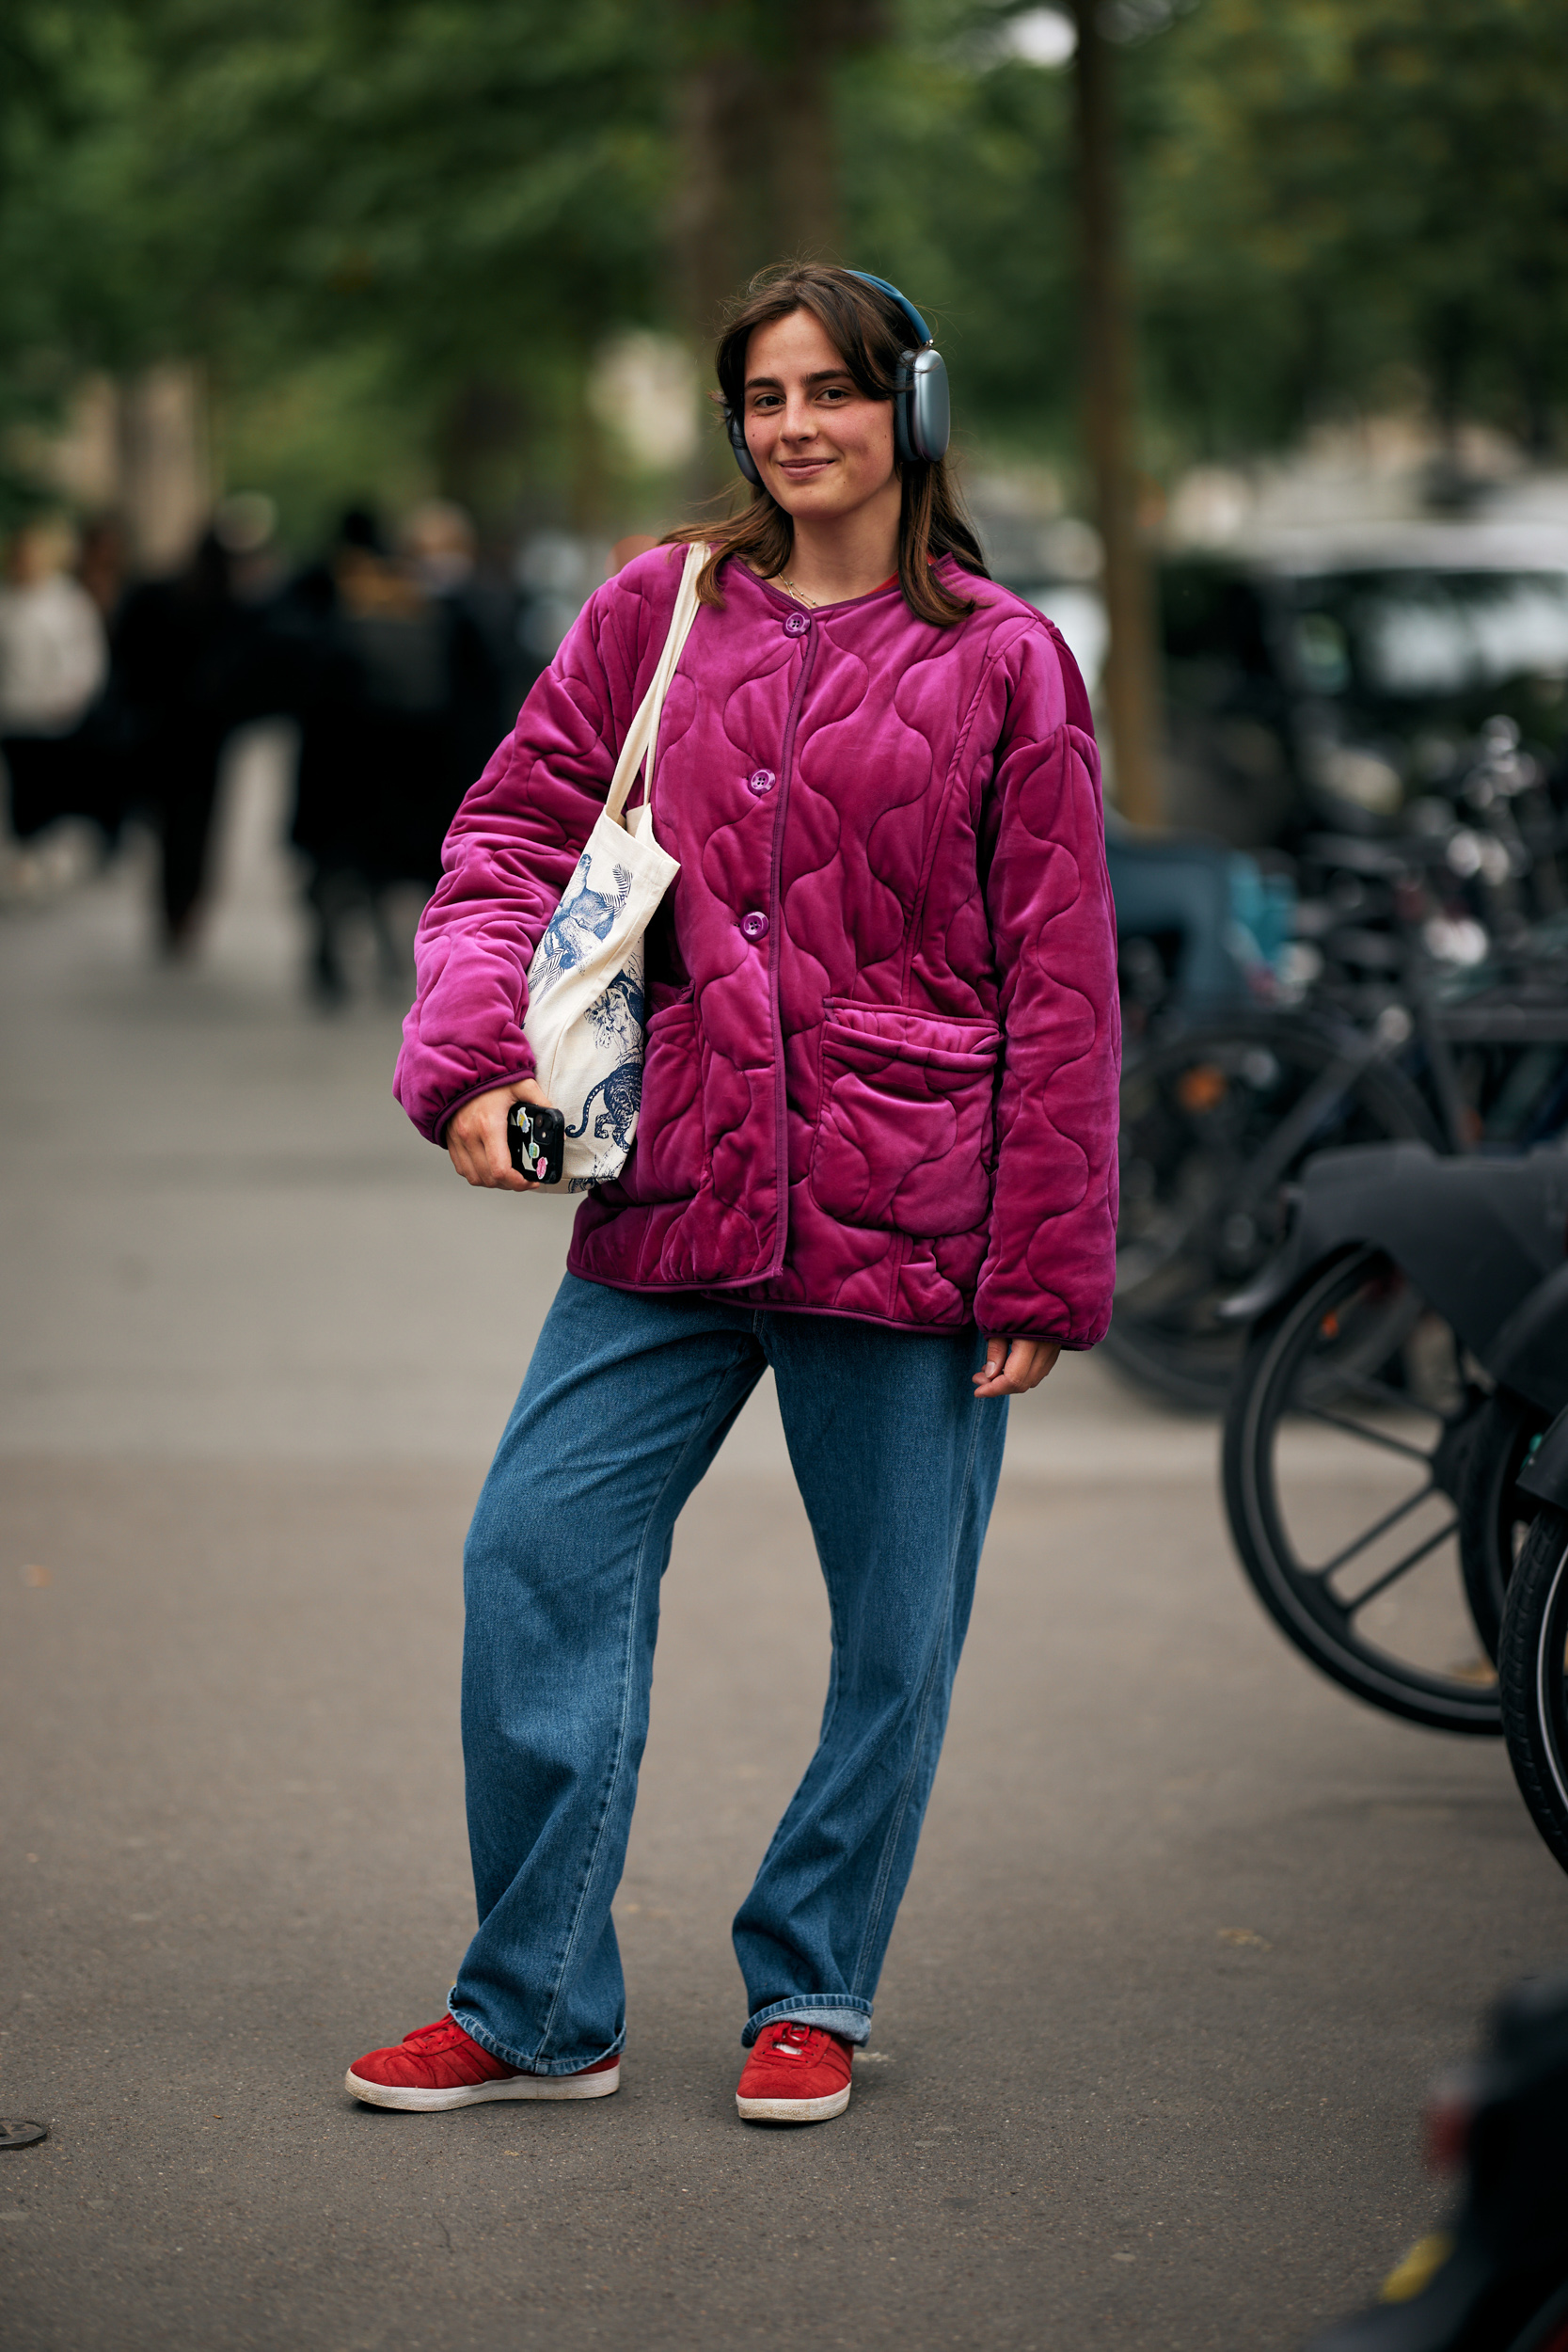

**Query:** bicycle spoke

left=1221, top=1048, right=1377, bottom=1212
left=1115, top=1202, right=1238, bottom=1305
left=1340, top=1517, right=1459, bottom=1613
left=1309, top=1480, right=1436, bottom=1581
left=1296, top=1404, right=1435, bottom=1467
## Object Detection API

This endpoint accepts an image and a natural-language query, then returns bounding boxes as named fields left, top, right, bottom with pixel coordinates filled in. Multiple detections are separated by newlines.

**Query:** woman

left=348, top=265, right=1119, bottom=2125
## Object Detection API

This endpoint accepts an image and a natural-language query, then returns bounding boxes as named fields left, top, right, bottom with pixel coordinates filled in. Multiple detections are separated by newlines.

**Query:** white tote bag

left=523, top=542, right=705, bottom=1190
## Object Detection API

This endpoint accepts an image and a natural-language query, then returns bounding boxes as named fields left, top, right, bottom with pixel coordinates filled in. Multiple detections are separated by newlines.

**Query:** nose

left=780, top=390, right=819, bottom=441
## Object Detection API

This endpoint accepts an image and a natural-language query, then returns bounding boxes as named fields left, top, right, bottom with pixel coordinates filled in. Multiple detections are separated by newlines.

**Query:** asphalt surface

left=4, top=735, right=1566, bottom=2351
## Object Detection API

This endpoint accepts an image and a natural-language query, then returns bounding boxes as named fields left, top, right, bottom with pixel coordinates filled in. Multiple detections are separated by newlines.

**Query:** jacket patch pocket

left=809, top=1007, right=1001, bottom=1237
left=613, top=995, right=705, bottom=1204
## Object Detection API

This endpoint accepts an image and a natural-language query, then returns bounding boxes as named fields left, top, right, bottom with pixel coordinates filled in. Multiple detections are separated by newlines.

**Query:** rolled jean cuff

left=448, top=2001, right=625, bottom=2077
left=742, top=1995, right=872, bottom=2048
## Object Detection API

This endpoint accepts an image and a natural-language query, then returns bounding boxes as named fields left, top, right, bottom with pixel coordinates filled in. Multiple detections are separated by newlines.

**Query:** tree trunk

left=669, top=0, right=887, bottom=489
left=436, top=378, right=530, bottom=532
left=1071, top=2, right=1163, bottom=826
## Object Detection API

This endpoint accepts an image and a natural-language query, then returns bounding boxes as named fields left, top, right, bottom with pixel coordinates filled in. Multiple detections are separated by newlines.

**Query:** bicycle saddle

left=1223, top=1139, right=1568, bottom=1390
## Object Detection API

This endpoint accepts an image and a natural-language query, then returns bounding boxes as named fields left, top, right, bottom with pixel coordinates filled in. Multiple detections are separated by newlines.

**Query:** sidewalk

left=3, top=742, right=1561, bottom=2350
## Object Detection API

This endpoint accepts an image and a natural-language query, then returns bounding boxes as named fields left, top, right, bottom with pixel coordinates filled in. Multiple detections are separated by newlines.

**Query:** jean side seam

left=531, top=1339, right=759, bottom=2059
left=848, top=1397, right=986, bottom=1996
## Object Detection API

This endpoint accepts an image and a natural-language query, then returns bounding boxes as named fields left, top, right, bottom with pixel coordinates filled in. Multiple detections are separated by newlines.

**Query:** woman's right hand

left=445, top=1077, right=555, bottom=1192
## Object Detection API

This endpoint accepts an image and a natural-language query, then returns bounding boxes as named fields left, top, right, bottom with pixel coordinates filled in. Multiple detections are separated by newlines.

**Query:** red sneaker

left=736, top=2022, right=853, bottom=2123
left=344, top=2016, right=621, bottom=2111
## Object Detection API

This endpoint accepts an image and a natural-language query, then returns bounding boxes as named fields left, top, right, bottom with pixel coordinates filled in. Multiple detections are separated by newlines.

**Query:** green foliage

left=137, top=0, right=668, bottom=369
left=214, top=342, right=432, bottom=552
left=4, top=0, right=1567, bottom=534
left=0, top=0, right=163, bottom=519
left=838, top=12, right=1079, bottom=454
left=847, top=0, right=1568, bottom=469
left=2, top=0, right=671, bottom=532
left=1130, top=0, right=1568, bottom=453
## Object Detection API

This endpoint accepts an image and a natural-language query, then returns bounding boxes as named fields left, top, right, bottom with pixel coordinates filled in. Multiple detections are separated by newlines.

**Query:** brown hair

left=662, top=263, right=990, bottom=628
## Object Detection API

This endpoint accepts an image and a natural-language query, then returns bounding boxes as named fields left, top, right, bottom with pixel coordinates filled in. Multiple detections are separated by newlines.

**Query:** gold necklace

left=772, top=572, right=821, bottom=610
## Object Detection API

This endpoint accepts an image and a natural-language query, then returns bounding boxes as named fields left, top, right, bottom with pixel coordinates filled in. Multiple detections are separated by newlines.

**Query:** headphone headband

left=845, top=269, right=933, bottom=350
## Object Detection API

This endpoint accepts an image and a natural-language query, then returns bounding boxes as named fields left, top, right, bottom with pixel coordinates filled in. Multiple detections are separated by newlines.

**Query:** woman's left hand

left=973, top=1338, right=1061, bottom=1399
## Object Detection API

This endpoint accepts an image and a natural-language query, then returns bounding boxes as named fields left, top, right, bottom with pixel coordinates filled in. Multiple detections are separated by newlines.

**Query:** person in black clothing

left=278, top=506, right=505, bottom=1004
left=112, top=530, right=260, bottom=953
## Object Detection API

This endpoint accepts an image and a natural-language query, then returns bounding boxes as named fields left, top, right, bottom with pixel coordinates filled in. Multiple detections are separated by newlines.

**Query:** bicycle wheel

left=1457, top=1391, right=1548, bottom=1661
left=1224, top=1246, right=1503, bottom=1734
left=1497, top=1503, right=1568, bottom=1875
left=1109, top=1014, right=1438, bottom=1412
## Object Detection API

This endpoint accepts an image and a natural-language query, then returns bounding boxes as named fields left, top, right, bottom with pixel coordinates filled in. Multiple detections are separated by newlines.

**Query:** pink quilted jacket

left=395, top=548, right=1119, bottom=1344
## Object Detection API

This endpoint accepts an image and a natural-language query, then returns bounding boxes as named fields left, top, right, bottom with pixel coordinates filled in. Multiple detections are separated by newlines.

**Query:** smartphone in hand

left=506, top=1101, right=566, bottom=1186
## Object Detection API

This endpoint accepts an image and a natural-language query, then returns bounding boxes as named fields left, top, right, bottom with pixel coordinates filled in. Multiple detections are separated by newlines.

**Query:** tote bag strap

left=603, top=542, right=707, bottom=828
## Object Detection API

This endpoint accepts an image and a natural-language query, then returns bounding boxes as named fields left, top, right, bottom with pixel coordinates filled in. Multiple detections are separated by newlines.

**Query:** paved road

left=4, top=740, right=1565, bottom=2351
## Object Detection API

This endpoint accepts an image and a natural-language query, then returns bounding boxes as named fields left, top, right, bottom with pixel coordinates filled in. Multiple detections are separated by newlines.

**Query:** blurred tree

left=138, top=0, right=671, bottom=532
left=0, top=2, right=156, bottom=516
left=836, top=4, right=1079, bottom=449
left=2, top=0, right=673, bottom=538
left=669, top=0, right=890, bottom=498
left=671, top=0, right=889, bottom=343
left=1132, top=0, right=1568, bottom=458
left=1073, top=0, right=1160, bottom=820
left=840, top=0, right=1568, bottom=469
left=6, top=0, right=1567, bottom=547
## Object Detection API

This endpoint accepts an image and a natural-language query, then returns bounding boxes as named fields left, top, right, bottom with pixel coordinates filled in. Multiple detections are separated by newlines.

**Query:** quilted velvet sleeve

left=392, top=574, right=657, bottom=1142
left=974, top=622, right=1121, bottom=1345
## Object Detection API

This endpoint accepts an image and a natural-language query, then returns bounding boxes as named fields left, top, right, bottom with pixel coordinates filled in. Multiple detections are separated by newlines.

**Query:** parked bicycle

left=1108, top=720, right=1568, bottom=1409
left=1497, top=1379, right=1568, bottom=1876
left=1219, top=1140, right=1568, bottom=1736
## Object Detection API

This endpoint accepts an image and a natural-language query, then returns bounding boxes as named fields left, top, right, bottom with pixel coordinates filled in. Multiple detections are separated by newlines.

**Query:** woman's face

left=741, top=309, right=898, bottom=527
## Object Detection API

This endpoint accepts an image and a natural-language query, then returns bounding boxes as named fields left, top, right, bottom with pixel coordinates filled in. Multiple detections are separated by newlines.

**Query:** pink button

left=740, top=911, right=769, bottom=943
left=783, top=612, right=810, bottom=638
left=747, top=769, right=775, bottom=795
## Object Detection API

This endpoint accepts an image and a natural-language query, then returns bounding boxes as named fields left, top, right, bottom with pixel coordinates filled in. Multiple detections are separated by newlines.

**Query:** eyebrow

left=744, top=367, right=856, bottom=390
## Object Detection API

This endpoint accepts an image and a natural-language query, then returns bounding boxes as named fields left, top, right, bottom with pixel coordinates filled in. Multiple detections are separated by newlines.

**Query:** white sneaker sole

left=344, top=2060, right=620, bottom=2112
left=736, top=2084, right=851, bottom=2123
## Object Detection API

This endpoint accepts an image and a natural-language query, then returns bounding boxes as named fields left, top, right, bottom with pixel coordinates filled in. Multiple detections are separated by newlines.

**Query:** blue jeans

left=450, top=1274, right=1007, bottom=2074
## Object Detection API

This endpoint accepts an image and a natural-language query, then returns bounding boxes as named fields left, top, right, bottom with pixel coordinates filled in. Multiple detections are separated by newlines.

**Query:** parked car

left=1005, top=521, right=1568, bottom=851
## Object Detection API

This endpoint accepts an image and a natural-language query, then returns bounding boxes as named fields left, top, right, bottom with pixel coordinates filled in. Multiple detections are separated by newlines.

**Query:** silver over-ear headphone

left=724, top=270, right=950, bottom=486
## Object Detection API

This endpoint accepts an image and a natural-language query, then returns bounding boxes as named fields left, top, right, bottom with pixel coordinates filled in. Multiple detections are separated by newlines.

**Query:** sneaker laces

left=403, top=2017, right=468, bottom=2050
left=768, top=2023, right=821, bottom=2059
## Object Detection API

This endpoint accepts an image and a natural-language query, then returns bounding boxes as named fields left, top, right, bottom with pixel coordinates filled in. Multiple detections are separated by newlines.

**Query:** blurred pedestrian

left=349, top=265, right=1120, bottom=2126
left=398, top=499, right=508, bottom=818
left=112, top=526, right=259, bottom=955
left=0, top=517, right=109, bottom=844
left=214, top=493, right=284, bottom=607
left=75, top=515, right=130, bottom=626
left=283, top=503, right=503, bottom=1004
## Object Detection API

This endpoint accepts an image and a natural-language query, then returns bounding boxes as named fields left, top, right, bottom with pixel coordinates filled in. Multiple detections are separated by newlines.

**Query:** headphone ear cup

left=725, top=405, right=762, bottom=485
left=907, top=349, right=950, bottom=465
